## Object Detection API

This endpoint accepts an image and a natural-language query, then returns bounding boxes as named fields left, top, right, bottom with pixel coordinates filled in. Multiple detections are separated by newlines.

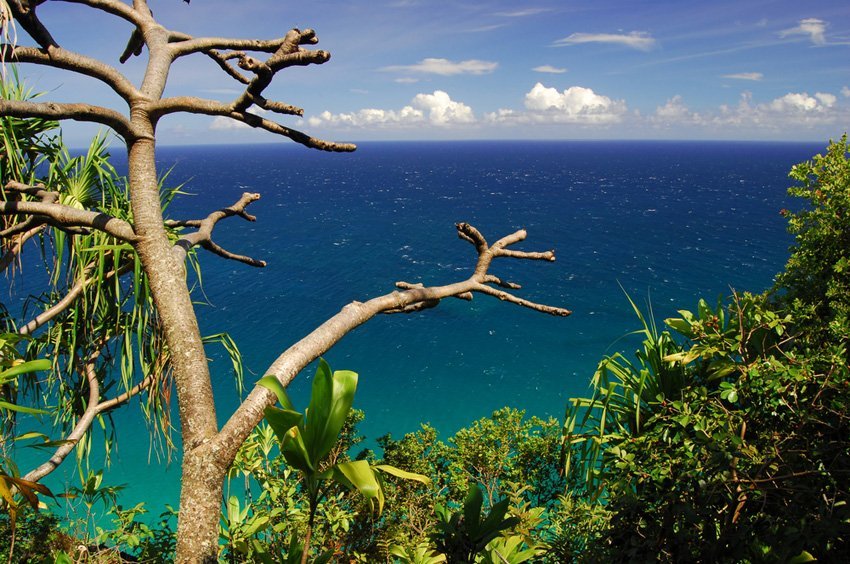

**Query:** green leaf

left=788, top=551, right=817, bottom=563
left=257, top=376, right=295, bottom=411
left=463, top=484, right=484, bottom=537
left=263, top=406, right=313, bottom=473
left=0, top=359, right=51, bottom=380
left=374, top=464, right=431, bottom=485
left=334, top=460, right=384, bottom=514
left=53, top=551, right=75, bottom=564
left=303, top=360, right=358, bottom=465
left=0, top=400, right=48, bottom=415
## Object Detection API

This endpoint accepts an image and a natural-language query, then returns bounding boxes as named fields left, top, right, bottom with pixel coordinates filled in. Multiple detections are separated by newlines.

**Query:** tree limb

left=6, top=0, right=58, bottom=49
left=0, top=195, right=138, bottom=243
left=2, top=44, right=140, bottom=102
left=0, top=99, right=140, bottom=141
left=22, top=342, right=155, bottom=483
left=0, top=224, right=43, bottom=273
left=213, top=223, right=570, bottom=459
left=167, top=192, right=266, bottom=267
left=149, top=98, right=354, bottom=151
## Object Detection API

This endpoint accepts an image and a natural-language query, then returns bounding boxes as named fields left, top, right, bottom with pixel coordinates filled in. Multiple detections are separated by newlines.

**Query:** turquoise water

left=6, top=140, right=822, bottom=513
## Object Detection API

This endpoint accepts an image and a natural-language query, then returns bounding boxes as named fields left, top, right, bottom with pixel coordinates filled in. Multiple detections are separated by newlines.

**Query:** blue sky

left=9, top=0, right=850, bottom=145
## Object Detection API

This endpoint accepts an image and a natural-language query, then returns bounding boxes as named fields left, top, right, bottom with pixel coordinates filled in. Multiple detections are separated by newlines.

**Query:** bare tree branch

left=22, top=342, right=155, bottom=483
left=3, top=44, right=139, bottom=102
left=213, top=224, right=570, bottom=458
left=474, top=283, right=568, bottom=315
left=149, top=98, right=355, bottom=151
left=0, top=99, right=139, bottom=141
left=205, top=50, right=251, bottom=84
left=169, top=36, right=292, bottom=59
left=1, top=182, right=138, bottom=242
left=167, top=192, right=266, bottom=267
left=6, top=0, right=58, bottom=49
left=0, top=224, right=44, bottom=272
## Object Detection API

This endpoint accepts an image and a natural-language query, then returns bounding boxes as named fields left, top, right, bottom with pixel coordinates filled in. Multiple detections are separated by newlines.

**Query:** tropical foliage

left=562, top=137, right=850, bottom=561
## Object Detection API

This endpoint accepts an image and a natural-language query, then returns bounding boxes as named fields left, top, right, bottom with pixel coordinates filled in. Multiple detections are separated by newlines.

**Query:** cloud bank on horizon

left=11, top=0, right=850, bottom=144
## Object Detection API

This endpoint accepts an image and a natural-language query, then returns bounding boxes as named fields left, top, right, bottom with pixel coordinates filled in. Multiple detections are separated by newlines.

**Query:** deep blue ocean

left=6, top=140, right=825, bottom=512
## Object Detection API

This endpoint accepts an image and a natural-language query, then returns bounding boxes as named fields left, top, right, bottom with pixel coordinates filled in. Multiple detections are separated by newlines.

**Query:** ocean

left=6, top=139, right=823, bottom=513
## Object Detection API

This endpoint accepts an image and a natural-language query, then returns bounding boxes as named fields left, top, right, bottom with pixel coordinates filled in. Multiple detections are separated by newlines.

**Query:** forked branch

left=214, top=223, right=570, bottom=459
left=167, top=192, right=266, bottom=267
left=22, top=341, right=155, bottom=483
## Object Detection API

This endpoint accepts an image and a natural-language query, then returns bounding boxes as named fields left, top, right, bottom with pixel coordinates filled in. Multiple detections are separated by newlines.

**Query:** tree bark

left=126, top=122, right=223, bottom=560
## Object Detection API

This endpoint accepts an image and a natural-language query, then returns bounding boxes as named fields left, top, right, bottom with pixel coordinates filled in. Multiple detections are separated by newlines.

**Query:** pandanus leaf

left=0, top=358, right=51, bottom=381
left=463, top=483, right=485, bottom=537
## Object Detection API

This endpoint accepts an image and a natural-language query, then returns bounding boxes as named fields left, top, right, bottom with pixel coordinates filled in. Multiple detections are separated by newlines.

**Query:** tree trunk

left=126, top=127, right=224, bottom=562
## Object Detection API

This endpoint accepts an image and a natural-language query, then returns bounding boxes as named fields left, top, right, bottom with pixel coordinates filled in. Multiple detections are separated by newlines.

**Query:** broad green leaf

left=263, top=406, right=313, bottom=472
left=335, top=460, right=384, bottom=514
left=257, top=376, right=295, bottom=411
left=374, top=464, right=431, bottom=485
left=262, top=406, right=302, bottom=442
left=463, top=484, right=484, bottom=537
left=304, top=360, right=358, bottom=465
left=226, top=495, right=240, bottom=523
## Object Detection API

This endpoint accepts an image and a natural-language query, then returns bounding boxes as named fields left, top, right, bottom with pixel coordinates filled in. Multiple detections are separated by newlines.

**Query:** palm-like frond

left=563, top=293, right=688, bottom=498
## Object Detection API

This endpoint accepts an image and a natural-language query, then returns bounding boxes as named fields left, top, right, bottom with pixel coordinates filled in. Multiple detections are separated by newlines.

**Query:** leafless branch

left=168, top=192, right=266, bottom=267
left=0, top=224, right=44, bottom=272
left=150, top=98, right=354, bottom=151
left=22, top=341, right=154, bottom=483
left=6, top=0, right=58, bottom=49
left=214, top=223, right=570, bottom=458
left=3, top=44, right=139, bottom=102
left=205, top=50, right=251, bottom=84
left=169, top=35, right=296, bottom=59
left=0, top=99, right=139, bottom=141
left=1, top=182, right=138, bottom=242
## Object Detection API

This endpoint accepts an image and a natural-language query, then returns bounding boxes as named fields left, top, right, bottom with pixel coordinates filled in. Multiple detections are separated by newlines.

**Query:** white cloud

left=210, top=116, right=250, bottom=130
left=711, top=90, right=842, bottom=129
left=842, top=86, right=850, bottom=98
left=308, top=91, right=473, bottom=128
left=652, top=95, right=704, bottom=125
left=533, top=65, right=567, bottom=74
left=639, top=90, right=845, bottom=132
left=394, top=77, right=420, bottom=84
left=768, top=92, right=835, bottom=112
left=486, top=83, right=627, bottom=125
left=554, top=31, right=656, bottom=51
left=382, top=58, right=498, bottom=76
left=209, top=107, right=269, bottom=130
left=722, top=72, right=764, bottom=81
left=780, top=18, right=827, bottom=45
left=412, top=91, right=475, bottom=125
left=815, top=92, right=837, bottom=107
